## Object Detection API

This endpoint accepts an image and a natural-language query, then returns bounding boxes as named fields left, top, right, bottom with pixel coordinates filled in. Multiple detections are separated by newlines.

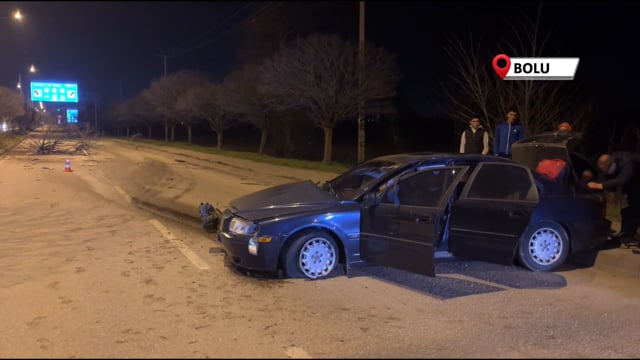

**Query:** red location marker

left=492, top=54, right=511, bottom=80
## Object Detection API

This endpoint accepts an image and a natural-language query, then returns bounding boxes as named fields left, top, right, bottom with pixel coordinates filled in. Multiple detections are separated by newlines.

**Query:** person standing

left=459, top=117, right=489, bottom=155
left=493, top=108, right=525, bottom=158
left=587, top=152, right=640, bottom=249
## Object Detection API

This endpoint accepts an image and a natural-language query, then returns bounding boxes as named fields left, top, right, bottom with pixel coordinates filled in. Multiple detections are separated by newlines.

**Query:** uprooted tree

left=27, top=123, right=96, bottom=155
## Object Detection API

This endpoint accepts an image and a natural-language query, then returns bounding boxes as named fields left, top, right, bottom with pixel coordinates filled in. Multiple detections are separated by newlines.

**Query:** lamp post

left=85, top=92, right=100, bottom=133
left=17, top=64, right=37, bottom=108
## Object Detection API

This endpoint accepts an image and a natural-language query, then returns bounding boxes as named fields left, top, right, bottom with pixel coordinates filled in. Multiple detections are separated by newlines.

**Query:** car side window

left=381, top=168, right=458, bottom=207
left=466, top=164, right=537, bottom=201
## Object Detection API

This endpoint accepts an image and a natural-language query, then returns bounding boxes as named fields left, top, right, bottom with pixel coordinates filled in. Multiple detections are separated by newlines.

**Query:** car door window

left=381, top=168, right=458, bottom=207
left=465, top=164, right=537, bottom=201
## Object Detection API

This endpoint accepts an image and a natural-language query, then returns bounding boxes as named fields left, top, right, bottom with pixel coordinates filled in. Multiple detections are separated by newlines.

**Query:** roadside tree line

left=105, top=33, right=401, bottom=164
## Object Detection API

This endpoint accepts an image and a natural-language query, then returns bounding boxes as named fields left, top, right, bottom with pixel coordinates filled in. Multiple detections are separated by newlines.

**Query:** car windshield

left=322, top=159, right=401, bottom=200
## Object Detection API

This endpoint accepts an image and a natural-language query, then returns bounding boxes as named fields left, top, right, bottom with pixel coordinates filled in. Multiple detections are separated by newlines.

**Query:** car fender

left=267, top=210, right=360, bottom=267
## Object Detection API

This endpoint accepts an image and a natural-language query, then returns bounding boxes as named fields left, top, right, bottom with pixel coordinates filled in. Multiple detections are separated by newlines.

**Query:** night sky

left=1, top=1, right=639, bottom=149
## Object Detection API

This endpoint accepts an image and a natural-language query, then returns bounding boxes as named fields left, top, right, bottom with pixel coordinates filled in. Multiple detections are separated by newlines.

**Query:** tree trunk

left=147, top=125, right=153, bottom=139
left=258, top=129, right=268, bottom=155
left=217, top=131, right=223, bottom=150
left=164, top=122, right=169, bottom=142
left=322, top=127, right=333, bottom=164
left=187, top=124, right=193, bottom=144
left=170, top=125, right=176, bottom=142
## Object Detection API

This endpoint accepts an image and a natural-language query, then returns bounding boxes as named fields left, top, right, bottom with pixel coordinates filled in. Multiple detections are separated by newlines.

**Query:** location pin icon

left=492, top=54, right=511, bottom=80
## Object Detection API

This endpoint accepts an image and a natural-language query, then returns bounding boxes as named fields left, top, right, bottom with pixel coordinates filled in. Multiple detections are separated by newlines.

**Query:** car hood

left=229, top=180, right=339, bottom=221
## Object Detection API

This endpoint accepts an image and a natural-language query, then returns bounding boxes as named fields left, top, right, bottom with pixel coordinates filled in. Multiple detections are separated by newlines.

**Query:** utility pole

left=155, top=53, right=174, bottom=77
left=357, top=1, right=366, bottom=163
left=93, top=93, right=99, bottom=134
left=87, top=92, right=100, bottom=133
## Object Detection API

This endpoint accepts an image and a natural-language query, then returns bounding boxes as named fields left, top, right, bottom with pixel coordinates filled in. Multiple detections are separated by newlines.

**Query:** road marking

left=149, top=219, right=210, bottom=270
left=439, top=273, right=513, bottom=290
left=113, top=185, right=132, bottom=203
left=285, top=346, right=311, bottom=359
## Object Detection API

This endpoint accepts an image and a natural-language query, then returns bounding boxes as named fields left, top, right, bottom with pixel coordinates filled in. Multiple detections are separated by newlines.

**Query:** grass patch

left=113, top=137, right=351, bottom=174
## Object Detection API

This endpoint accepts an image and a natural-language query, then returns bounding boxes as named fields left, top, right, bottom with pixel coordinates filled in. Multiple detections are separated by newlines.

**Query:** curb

left=130, top=196, right=202, bottom=230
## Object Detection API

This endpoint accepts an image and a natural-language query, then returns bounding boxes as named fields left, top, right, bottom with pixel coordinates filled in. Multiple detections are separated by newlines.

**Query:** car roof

left=371, top=152, right=512, bottom=166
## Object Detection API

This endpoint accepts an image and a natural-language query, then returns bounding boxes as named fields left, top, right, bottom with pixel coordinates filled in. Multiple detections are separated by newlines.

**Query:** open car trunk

left=511, top=131, right=581, bottom=170
left=511, top=131, right=595, bottom=194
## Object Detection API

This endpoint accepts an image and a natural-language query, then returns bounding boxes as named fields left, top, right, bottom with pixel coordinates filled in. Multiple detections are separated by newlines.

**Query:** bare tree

left=219, top=64, right=273, bottom=155
left=440, top=5, right=592, bottom=145
left=176, top=82, right=232, bottom=150
left=260, top=33, right=401, bottom=163
left=0, top=87, right=26, bottom=128
left=142, top=70, right=209, bottom=142
left=107, top=99, right=137, bottom=136
left=130, top=94, right=159, bottom=139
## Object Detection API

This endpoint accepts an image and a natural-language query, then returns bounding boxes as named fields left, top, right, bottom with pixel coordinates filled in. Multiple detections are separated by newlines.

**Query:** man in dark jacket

left=459, top=117, right=489, bottom=154
left=493, top=108, right=525, bottom=158
left=587, top=152, right=640, bottom=248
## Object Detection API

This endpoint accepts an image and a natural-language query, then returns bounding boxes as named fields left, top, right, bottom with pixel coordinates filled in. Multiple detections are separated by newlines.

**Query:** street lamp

left=2, top=9, right=23, bottom=21
left=13, top=10, right=23, bottom=21
left=17, top=64, right=37, bottom=108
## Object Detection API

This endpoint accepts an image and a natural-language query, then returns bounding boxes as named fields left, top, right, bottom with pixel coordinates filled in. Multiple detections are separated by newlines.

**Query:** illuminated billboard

left=30, top=82, right=78, bottom=103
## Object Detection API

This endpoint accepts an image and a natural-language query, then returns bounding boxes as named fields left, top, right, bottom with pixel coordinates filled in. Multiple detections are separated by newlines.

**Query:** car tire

left=518, top=220, right=570, bottom=272
left=283, top=230, right=339, bottom=279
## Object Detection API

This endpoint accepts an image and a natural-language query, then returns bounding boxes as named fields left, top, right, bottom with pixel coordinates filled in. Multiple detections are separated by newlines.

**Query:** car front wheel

left=518, top=221, right=569, bottom=272
left=283, top=230, right=339, bottom=279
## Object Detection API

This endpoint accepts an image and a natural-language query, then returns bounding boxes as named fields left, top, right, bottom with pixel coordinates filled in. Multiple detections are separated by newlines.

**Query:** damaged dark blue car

left=218, top=132, right=611, bottom=279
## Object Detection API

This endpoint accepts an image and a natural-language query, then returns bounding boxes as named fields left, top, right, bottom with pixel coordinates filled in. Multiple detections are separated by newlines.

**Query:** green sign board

left=30, top=82, right=78, bottom=103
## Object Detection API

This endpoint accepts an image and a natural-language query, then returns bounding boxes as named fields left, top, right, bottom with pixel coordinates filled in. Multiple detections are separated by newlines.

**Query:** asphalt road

left=0, top=137, right=639, bottom=358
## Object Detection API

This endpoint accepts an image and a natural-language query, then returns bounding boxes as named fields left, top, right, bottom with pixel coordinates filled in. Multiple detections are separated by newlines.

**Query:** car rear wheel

left=283, top=230, right=338, bottom=279
left=518, top=221, right=569, bottom=272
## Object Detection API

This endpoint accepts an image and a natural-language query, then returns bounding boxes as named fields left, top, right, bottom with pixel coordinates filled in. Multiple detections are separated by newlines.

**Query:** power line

left=168, top=1, right=284, bottom=55
left=106, top=2, right=256, bottom=73
left=165, top=1, right=255, bottom=55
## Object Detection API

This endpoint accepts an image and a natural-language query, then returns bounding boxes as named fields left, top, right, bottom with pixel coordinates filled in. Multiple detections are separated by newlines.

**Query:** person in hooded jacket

left=494, top=108, right=525, bottom=158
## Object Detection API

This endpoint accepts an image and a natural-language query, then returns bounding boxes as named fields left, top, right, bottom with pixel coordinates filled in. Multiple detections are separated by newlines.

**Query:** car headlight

left=229, top=217, right=258, bottom=235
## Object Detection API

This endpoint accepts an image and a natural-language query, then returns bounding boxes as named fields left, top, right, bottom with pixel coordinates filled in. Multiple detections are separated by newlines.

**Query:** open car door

left=359, top=166, right=468, bottom=277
